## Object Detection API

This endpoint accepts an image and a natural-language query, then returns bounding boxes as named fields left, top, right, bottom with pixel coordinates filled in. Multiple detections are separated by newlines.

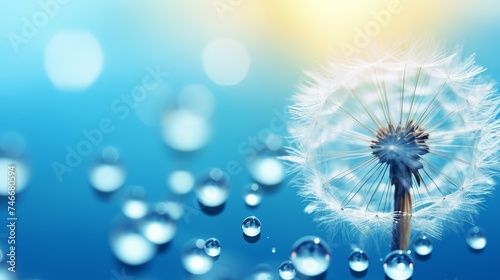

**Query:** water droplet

left=178, top=84, right=215, bottom=118
left=348, top=250, right=369, bottom=272
left=138, top=210, right=177, bottom=245
left=168, top=170, right=195, bottom=195
left=89, top=163, right=125, bottom=192
left=383, top=250, right=414, bottom=280
left=110, top=221, right=156, bottom=266
left=265, top=134, right=283, bottom=151
left=271, top=247, right=277, bottom=253
left=290, top=236, right=331, bottom=276
left=204, top=238, right=222, bottom=257
left=102, top=146, right=120, bottom=163
left=195, top=168, right=230, bottom=207
left=253, top=264, right=274, bottom=280
left=242, top=216, right=262, bottom=237
left=202, top=39, right=250, bottom=86
left=413, top=236, right=433, bottom=256
left=466, top=226, right=487, bottom=250
left=278, top=260, right=296, bottom=280
left=243, top=183, right=263, bottom=207
left=182, top=239, right=214, bottom=275
left=155, top=201, right=184, bottom=220
left=44, top=30, right=103, bottom=91
left=161, top=109, right=211, bottom=152
left=122, top=186, right=148, bottom=219
left=0, top=158, right=29, bottom=195
left=248, top=154, right=285, bottom=186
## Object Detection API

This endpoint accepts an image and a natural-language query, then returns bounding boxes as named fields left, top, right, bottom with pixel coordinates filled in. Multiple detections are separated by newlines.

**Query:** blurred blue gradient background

left=0, top=1, right=499, bottom=279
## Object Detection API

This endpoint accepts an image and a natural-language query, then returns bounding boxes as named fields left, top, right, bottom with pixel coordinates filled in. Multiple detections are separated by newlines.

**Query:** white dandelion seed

left=284, top=38, right=500, bottom=251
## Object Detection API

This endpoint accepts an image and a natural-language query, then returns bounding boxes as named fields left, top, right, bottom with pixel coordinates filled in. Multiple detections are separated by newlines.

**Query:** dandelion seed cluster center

left=370, top=121, right=430, bottom=188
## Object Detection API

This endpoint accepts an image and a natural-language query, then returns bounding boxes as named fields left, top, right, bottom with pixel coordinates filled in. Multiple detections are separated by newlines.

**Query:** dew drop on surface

left=0, top=158, right=29, bottom=195
left=383, top=250, right=414, bottom=280
left=195, top=168, right=230, bottom=207
left=242, top=216, right=262, bottom=237
left=161, top=109, right=211, bottom=152
left=110, top=221, right=156, bottom=266
left=168, top=170, right=195, bottom=195
left=122, top=186, right=148, bottom=219
left=89, top=163, right=125, bottom=192
left=155, top=201, right=184, bottom=220
left=248, top=155, right=285, bottom=186
left=271, top=247, right=276, bottom=253
left=139, top=212, right=177, bottom=245
left=182, top=239, right=214, bottom=275
left=204, top=237, right=222, bottom=257
left=243, top=183, right=263, bottom=207
left=290, top=236, right=331, bottom=276
left=348, top=250, right=369, bottom=272
left=413, top=236, right=433, bottom=256
left=253, top=264, right=274, bottom=280
left=466, top=226, right=487, bottom=250
left=278, top=260, right=296, bottom=280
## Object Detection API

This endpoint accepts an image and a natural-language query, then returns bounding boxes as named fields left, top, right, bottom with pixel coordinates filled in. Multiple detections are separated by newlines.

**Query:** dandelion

left=284, top=38, right=500, bottom=251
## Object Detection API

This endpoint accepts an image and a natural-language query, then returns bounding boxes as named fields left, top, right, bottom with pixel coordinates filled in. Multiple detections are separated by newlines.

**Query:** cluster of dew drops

left=0, top=92, right=488, bottom=280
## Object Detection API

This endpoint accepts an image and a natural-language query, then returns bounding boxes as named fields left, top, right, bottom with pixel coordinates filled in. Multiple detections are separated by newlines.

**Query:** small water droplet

left=155, top=201, right=184, bottom=220
left=110, top=220, right=156, bottom=266
left=248, top=153, right=285, bottom=186
left=265, top=134, right=283, bottom=151
left=278, top=260, right=296, bottom=280
left=383, top=250, right=414, bottom=280
left=139, top=211, right=177, bottom=245
left=195, top=168, right=230, bottom=207
left=466, top=226, right=487, bottom=250
left=271, top=247, right=276, bottom=253
left=204, top=237, right=222, bottom=257
left=253, top=264, right=274, bottom=280
left=413, top=236, right=433, bottom=256
left=348, top=250, right=369, bottom=272
left=161, top=109, right=211, bottom=152
left=243, top=183, right=263, bottom=207
left=290, top=236, right=331, bottom=276
left=242, top=216, right=261, bottom=237
left=182, top=239, right=214, bottom=275
left=168, top=170, right=195, bottom=195
left=122, top=186, right=148, bottom=219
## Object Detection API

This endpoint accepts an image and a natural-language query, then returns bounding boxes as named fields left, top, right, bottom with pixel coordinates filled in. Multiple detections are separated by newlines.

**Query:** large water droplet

left=195, top=168, right=230, bottom=207
left=278, top=260, right=296, bottom=280
left=204, top=237, right=222, bottom=257
left=466, top=226, right=487, bottom=250
left=383, top=250, right=414, bottom=280
left=248, top=153, right=285, bottom=186
left=243, top=183, right=263, bottom=207
left=348, top=250, right=369, bottom=272
left=168, top=170, right=195, bottom=195
left=413, top=236, right=433, bottom=256
left=110, top=221, right=156, bottom=266
left=122, top=186, right=148, bottom=219
left=242, top=216, right=262, bottom=237
left=161, top=109, right=211, bottom=152
left=290, top=236, right=331, bottom=276
left=182, top=239, right=214, bottom=275
left=139, top=211, right=177, bottom=245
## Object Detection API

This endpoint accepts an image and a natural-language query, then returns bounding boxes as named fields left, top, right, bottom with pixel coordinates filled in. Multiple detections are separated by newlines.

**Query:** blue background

left=0, top=1, right=499, bottom=279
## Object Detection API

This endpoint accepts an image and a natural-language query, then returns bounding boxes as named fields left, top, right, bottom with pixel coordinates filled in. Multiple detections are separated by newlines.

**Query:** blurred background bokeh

left=0, top=0, right=499, bottom=279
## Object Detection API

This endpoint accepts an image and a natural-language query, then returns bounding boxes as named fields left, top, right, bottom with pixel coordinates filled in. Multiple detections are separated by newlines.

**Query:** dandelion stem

left=391, top=177, right=412, bottom=251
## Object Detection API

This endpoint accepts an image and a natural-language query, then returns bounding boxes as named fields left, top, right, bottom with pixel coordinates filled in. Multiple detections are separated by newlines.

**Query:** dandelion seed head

left=285, top=38, right=500, bottom=243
